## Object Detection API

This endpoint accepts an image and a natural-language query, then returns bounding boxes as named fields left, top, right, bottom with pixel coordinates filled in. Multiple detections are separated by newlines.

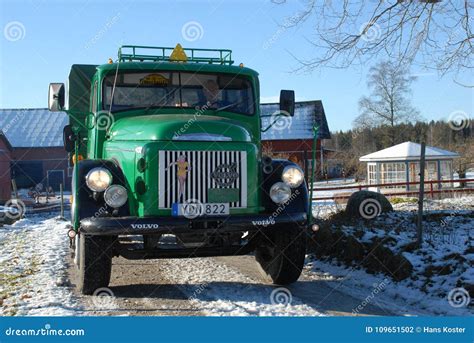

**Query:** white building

left=359, top=141, right=459, bottom=190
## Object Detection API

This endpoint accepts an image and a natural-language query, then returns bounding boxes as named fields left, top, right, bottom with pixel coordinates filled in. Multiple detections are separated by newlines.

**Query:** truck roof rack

left=118, top=45, right=234, bottom=65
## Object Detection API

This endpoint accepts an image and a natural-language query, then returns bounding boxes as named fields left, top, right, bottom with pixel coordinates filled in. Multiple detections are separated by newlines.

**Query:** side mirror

left=63, top=125, right=75, bottom=153
left=279, top=90, right=295, bottom=116
left=48, top=83, right=65, bottom=112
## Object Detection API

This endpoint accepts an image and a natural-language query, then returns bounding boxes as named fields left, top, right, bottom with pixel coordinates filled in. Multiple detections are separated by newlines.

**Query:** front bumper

left=80, top=212, right=308, bottom=236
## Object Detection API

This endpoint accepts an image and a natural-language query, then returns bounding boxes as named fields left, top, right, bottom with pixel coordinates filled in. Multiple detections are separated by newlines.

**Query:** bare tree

left=448, top=134, right=474, bottom=179
left=279, top=0, right=473, bottom=84
left=354, top=61, right=420, bottom=144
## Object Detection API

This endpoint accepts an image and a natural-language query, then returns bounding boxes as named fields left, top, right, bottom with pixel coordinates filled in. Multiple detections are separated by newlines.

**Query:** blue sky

left=0, top=0, right=472, bottom=131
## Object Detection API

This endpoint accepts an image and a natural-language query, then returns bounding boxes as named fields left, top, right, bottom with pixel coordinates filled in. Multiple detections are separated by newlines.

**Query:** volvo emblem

left=211, top=163, right=239, bottom=187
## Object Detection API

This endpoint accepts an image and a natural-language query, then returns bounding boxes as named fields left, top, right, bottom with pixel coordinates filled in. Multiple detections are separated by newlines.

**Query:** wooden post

left=416, top=142, right=426, bottom=247
left=303, top=149, right=308, bottom=184
left=308, top=125, right=320, bottom=224
left=11, top=179, right=18, bottom=199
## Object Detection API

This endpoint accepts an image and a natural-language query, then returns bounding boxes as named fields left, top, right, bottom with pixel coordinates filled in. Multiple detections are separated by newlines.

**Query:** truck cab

left=49, top=45, right=309, bottom=295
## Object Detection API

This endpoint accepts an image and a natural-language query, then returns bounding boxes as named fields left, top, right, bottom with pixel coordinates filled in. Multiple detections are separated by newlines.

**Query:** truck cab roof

left=96, top=62, right=259, bottom=78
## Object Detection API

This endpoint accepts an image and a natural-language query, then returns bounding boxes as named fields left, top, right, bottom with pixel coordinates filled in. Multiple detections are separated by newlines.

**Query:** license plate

left=172, top=202, right=229, bottom=218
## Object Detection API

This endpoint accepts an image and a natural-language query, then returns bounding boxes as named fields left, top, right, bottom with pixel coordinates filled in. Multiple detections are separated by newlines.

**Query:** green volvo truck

left=48, top=45, right=311, bottom=295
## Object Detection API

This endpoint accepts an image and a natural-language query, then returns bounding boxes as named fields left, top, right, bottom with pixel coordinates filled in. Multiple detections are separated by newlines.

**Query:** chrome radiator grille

left=158, top=150, right=247, bottom=209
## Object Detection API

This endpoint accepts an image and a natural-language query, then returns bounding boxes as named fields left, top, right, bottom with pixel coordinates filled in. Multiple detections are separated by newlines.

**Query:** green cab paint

left=65, top=46, right=265, bottom=219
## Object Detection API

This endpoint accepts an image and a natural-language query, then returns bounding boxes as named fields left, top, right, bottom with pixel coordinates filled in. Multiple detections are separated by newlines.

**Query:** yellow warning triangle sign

left=169, top=44, right=188, bottom=62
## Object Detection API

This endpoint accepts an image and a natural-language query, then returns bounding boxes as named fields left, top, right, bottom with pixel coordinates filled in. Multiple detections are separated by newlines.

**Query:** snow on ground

left=304, top=257, right=472, bottom=316
left=308, top=195, right=474, bottom=316
left=1, top=195, right=471, bottom=317
left=0, top=213, right=82, bottom=316
left=159, top=258, right=323, bottom=316
left=392, top=193, right=474, bottom=212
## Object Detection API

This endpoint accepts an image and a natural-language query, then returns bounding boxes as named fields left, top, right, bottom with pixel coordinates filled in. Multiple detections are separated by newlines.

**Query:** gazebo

left=359, top=142, right=459, bottom=191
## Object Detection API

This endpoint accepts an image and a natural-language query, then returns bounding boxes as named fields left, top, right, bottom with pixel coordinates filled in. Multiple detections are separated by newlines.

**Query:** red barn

left=261, top=100, right=331, bottom=179
left=0, top=109, right=70, bottom=191
left=0, top=132, right=12, bottom=203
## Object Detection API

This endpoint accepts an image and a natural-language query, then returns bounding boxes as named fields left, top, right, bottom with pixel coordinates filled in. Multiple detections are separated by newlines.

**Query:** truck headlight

left=270, top=182, right=292, bottom=204
left=85, top=168, right=112, bottom=192
left=104, top=185, right=128, bottom=208
left=282, top=166, right=304, bottom=188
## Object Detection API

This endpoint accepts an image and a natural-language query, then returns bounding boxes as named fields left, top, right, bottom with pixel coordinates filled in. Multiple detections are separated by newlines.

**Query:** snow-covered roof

left=0, top=130, right=12, bottom=151
left=0, top=109, right=68, bottom=148
left=261, top=101, right=331, bottom=140
left=360, top=141, right=460, bottom=162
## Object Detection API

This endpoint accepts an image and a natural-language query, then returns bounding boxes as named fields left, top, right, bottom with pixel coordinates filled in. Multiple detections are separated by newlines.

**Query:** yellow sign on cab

left=169, top=44, right=188, bottom=62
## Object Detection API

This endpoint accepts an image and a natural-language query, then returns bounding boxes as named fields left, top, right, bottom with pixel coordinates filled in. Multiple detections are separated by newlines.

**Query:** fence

left=312, top=178, right=474, bottom=202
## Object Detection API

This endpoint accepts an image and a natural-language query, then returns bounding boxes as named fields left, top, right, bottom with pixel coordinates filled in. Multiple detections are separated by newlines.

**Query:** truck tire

left=78, top=234, right=115, bottom=295
left=255, top=227, right=306, bottom=285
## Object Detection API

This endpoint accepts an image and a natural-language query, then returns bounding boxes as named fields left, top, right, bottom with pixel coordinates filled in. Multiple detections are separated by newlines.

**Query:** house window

left=368, top=163, right=377, bottom=184
left=440, top=160, right=452, bottom=180
left=409, top=161, right=441, bottom=189
left=379, top=162, right=406, bottom=188
left=426, top=161, right=438, bottom=181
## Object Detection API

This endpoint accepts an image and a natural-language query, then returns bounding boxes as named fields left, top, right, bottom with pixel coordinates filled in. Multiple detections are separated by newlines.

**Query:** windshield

left=102, top=71, right=255, bottom=115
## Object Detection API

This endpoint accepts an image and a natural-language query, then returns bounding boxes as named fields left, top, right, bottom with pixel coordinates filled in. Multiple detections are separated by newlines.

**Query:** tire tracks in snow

left=213, top=256, right=396, bottom=316
left=157, top=257, right=323, bottom=316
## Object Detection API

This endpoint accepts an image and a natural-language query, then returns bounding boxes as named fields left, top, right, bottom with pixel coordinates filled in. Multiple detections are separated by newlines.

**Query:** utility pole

left=416, top=142, right=426, bottom=247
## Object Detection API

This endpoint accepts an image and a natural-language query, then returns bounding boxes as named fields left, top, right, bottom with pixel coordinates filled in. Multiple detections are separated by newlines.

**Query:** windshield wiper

left=215, top=101, right=241, bottom=113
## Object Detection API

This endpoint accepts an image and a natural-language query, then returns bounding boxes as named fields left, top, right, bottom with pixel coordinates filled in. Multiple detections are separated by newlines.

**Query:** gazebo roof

left=359, top=141, right=459, bottom=162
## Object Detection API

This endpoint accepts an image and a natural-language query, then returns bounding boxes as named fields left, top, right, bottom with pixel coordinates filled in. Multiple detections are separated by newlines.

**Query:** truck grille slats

left=158, top=150, right=247, bottom=209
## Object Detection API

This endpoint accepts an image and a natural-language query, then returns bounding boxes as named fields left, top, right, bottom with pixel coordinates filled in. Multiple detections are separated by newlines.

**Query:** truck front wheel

left=78, top=234, right=115, bottom=295
left=255, top=227, right=306, bottom=285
